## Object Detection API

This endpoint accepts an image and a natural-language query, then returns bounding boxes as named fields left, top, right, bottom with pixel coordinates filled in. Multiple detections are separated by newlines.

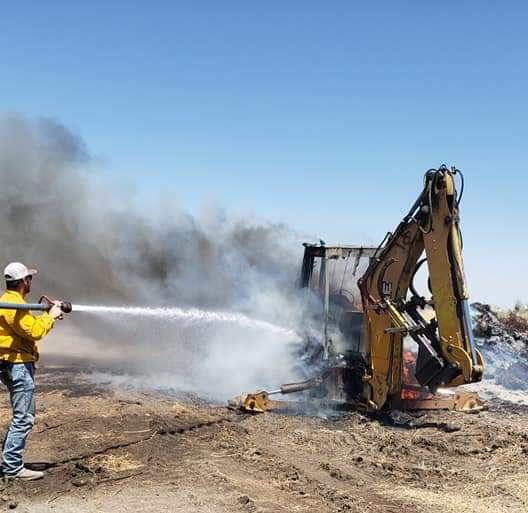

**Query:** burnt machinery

left=232, top=166, right=484, bottom=413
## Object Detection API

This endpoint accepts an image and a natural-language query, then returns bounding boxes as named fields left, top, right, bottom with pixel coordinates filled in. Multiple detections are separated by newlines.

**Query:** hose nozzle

left=60, top=301, right=72, bottom=313
left=39, top=296, right=73, bottom=314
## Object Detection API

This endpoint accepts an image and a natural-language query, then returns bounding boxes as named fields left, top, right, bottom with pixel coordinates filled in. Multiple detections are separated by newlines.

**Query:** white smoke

left=0, top=114, right=308, bottom=400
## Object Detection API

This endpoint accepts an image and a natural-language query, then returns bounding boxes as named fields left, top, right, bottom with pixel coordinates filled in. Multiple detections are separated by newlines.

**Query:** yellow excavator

left=232, top=166, right=485, bottom=413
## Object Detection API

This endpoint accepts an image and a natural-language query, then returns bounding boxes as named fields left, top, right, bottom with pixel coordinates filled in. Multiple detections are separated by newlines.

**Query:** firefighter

left=0, top=262, right=64, bottom=480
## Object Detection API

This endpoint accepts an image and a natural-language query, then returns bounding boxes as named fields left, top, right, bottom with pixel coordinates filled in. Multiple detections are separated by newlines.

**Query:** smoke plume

left=0, top=114, right=306, bottom=400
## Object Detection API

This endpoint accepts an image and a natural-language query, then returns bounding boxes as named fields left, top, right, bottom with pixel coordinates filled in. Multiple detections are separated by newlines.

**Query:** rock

left=237, top=495, right=252, bottom=505
left=8, top=501, right=18, bottom=510
left=72, top=478, right=88, bottom=487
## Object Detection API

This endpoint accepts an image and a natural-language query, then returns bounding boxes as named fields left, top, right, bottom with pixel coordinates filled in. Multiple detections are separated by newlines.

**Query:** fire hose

left=0, top=295, right=72, bottom=314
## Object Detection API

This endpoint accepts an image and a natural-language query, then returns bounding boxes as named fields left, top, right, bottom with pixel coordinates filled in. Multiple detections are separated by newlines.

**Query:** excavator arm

left=358, top=166, right=484, bottom=410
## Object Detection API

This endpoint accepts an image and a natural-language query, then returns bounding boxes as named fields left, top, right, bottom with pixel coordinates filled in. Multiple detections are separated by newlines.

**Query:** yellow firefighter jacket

left=0, top=290, right=54, bottom=363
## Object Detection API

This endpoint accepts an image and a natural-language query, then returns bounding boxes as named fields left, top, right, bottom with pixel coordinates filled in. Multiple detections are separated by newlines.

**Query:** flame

left=401, top=350, right=432, bottom=400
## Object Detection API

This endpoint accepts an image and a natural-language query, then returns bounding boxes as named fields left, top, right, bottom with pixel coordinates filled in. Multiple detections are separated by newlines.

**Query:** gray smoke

left=0, top=114, right=307, bottom=400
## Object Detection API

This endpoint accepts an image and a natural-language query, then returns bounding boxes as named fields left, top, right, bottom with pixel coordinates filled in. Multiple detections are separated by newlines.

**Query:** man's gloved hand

left=48, top=301, right=64, bottom=321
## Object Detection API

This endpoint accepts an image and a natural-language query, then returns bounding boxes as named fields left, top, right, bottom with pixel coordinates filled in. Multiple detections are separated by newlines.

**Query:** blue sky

left=1, top=1, right=526, bottom=306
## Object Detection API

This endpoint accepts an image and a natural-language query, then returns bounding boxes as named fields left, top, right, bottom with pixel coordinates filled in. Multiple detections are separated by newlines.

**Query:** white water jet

left=72, top=304, right=300, bottom=341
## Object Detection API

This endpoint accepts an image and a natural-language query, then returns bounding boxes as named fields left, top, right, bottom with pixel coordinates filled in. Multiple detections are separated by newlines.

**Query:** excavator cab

left=300, top=244, right=375, bottom=357
left=299, top=244, right=376, bottom=404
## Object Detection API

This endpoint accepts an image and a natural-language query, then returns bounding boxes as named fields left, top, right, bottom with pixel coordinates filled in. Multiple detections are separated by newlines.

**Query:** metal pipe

left=268, top=378, right=324, bottom=396
left=323, top=255, right=330, bottom=360
left=0, top=302, right=50, bottom=311
left=0, top=301, right=72, bottom=313
left=461, top=299, right=478, bottom=366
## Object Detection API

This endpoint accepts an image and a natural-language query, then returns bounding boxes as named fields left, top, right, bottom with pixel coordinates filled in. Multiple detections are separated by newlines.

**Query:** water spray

left=72, top=304, right=300, bottom=340
left=0, top=297, right=299, bottom=341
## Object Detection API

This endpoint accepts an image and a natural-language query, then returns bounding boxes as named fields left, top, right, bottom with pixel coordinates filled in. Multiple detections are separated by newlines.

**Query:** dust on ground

left=0, top=360, right=526, bottom=513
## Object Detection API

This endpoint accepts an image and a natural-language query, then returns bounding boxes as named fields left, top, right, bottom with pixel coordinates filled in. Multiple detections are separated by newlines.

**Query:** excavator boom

left=358, top=166, right=483, bottom=409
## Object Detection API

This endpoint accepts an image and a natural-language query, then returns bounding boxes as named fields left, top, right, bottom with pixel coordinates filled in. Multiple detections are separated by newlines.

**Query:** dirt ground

left=0, top=360, right=526, bottom=513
